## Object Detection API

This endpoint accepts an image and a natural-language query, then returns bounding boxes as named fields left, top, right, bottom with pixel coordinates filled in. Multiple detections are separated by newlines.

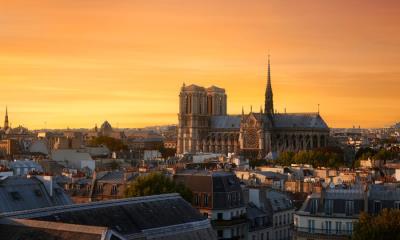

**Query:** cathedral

left=177, top=56, right=330, bottom=158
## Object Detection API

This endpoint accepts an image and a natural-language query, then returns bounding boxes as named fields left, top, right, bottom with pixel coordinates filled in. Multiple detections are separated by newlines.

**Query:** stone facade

left=177, top=56, right=330, bottom=157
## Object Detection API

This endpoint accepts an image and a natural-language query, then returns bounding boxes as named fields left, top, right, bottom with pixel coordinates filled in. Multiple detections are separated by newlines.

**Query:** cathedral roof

left=271, top=113, right=329, bottom=129
left=183, top=84, right=205, bottom=92
left=210, top=115, right=241, bottom=129
left=206, top=85, right=225, bottom=93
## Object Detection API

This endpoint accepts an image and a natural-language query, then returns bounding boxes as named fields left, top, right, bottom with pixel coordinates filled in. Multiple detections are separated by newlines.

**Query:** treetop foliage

left=352, top=209, right=400, bottom=240
left=276, top=148, right=346, bottom=168
left=89, top=136, right=128, bottom=152
left=124, top=172, right=193, bottom=203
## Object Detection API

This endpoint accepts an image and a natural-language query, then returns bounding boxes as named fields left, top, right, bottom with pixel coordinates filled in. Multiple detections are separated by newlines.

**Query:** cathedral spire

left=4, top=106, right=9, bottom=130
left=264, top=54, right=274, bottom=115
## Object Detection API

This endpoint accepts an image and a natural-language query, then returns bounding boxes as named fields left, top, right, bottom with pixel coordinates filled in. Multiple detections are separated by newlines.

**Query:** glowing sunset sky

left=1, top=0, right=399, bottom=129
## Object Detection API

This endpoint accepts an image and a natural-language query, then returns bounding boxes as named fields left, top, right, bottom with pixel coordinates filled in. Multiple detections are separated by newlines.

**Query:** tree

left=158, top=146, right=176, bottom=159
left=352, top=209, right=400, bottom=240
left=275, top=149, right=345, bottom=168
left=89, top=136, right=128, bottom=152
left=110, top=160, right=120, bottom=170
left=124, top=172, right=193, bottom=202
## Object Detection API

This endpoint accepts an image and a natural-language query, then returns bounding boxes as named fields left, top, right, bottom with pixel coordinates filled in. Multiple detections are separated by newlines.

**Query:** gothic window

left=188, top=95, right=192, bottom=114
left=199, top=100, right=202, bottom=114
left=185, top=96, right=189, bottom=114
left=207, top=96, right=213, bottom=114
left=244, top=128, right=258, bottom=149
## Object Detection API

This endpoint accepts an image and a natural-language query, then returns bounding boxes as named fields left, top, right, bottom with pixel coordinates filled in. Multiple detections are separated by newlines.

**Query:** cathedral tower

left=177, top=83, right=227, bottom=154
left=4, top=106, right=9, bottom=130
left=264, top=55, right=274, bottom=115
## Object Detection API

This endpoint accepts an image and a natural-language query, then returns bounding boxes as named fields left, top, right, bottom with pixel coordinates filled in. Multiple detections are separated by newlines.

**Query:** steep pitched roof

left=0, top=176, right=72, bottom=213
left=1, top=194, right=216, bottom=240
left=272, top=113, right=329, bottom=129
left=210, top=115, right=241, bottom=129
left=0, top=218, right=112, bottom=240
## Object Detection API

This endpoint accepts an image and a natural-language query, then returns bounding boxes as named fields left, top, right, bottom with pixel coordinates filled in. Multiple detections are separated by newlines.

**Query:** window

left=194, top=194, right=199, bottom=206
left=274, top=216, right=278, bottom=227
left=325, top=221, right=332, bottom=234
left=336, top=222, right=342, bottom=234
left=203, top=212, right=208, bottom=218
left=345, top=200, right=354, bottom=216
left=96, top=184, right=103, bottom=194
left=283, top=214, right=286, bottom=224
left=279, top=215, right=282, bottom=225
left=325, top=199, right=333, bottom=215
left=111, top=185, right=118, bottom=195
left=311, top=199, right=318, bottom=214
left=346, top=222, right=353, bottom=234
left=308, top=219, right=315, bottom=233
left=261, top=233, right=264, bottom=240
left=217, top=230, right=223, bottom=238
left=204, top=194, right=209, bottom=207
left=374, top=201, right=382, bottom=214
left=217, top=213, right=223, bottom=220
left=266, top=232, right=269, bottom=240
left=10, top=191, right=22, bottom=200
left=395, top=201, right=400, bottom=209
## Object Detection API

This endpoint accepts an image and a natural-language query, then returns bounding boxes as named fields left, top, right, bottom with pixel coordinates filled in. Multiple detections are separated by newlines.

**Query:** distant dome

left=100, top=121, right=113, bottom=136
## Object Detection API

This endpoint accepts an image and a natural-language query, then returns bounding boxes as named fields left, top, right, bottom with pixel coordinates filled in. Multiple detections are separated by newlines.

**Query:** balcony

left=212, top=215, right=248, bottom=227
left=293, top=227, right=351, bottom=240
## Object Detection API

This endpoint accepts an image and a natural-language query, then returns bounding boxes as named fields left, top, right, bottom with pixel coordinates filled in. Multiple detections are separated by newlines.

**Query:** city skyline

left=1, top=0, right=400, bottom=129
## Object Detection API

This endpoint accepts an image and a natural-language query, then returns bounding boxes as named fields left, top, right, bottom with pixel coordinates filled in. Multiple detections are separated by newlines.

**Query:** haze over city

left=1, top=0, right=400, bottom=129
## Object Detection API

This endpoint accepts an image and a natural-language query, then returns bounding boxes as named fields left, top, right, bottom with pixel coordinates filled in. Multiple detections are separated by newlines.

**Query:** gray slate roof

left=0, top=176, right=72, bottom=213
left=210, top=115, right=241, bottom=129
left=97, top=171, right=136, bottom=184
left=209, top=113, right=328, bottom=130
left=1, top=194, right=216, bottom=240
left=272, top=113, right=328, bottom=129
left=265, top=190, right=293, bottom=213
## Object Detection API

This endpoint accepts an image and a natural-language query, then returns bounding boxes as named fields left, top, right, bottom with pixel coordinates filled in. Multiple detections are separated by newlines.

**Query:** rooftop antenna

left=318, top=104, right=320, bottom=114
left=284, top=107, right=286, bottom=114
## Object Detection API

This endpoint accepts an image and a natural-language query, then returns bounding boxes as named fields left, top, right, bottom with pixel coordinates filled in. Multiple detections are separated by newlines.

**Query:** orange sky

left=0, top=0, right=399, bottom=129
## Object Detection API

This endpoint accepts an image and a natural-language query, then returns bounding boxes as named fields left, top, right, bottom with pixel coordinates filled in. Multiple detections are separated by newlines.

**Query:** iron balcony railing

left=293, top=227, right=352, bottom=236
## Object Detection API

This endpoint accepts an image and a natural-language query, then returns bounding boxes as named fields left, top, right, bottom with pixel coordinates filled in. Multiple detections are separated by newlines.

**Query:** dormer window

left=111, top=185, right=118, bottom=195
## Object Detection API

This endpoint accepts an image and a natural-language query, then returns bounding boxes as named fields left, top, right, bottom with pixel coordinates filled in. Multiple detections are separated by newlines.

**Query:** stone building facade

left=177, top=56, right=330, bottom=158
